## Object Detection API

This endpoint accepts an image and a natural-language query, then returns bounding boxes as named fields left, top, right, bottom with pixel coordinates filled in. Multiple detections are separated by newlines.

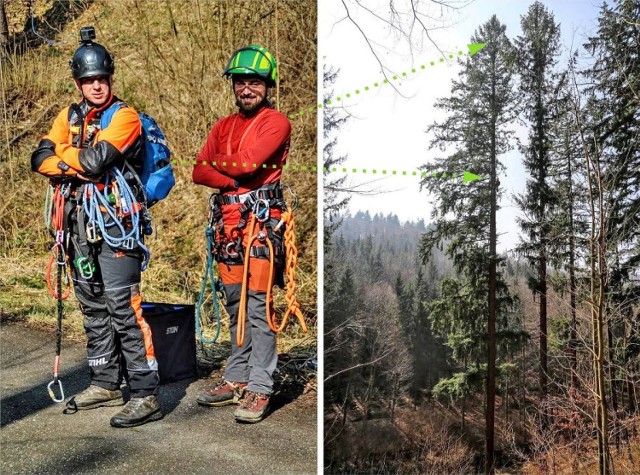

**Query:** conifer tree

left=514, top=1, right=562, bottom=403
left=419, top=16, right=518, bottom=474
left=323, top=67, right=349, bottom=246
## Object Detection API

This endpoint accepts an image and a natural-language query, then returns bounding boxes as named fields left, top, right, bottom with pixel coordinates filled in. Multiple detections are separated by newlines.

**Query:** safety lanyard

left=46, top=184, right=69, bottom=403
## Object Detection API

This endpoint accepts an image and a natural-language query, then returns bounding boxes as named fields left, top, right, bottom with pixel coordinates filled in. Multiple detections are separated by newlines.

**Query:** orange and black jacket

left=31, top=94, right=142, bottom=180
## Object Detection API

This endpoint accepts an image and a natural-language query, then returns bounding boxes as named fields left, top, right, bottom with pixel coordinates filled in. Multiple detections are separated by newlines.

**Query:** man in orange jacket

left=31, top=27, right=161, bottom=427
left=192, top=45, right=291, bottom=423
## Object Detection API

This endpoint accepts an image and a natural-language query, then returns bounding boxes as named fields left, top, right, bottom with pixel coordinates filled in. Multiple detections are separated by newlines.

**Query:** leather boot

left=197, top=380, right=247, bottom=407
left=110, top=395, right=163, bottom=428
left=67, top=385, right=124, bottom=411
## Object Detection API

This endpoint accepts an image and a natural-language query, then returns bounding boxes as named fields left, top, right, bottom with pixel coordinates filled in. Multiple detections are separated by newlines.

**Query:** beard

left=236, top=96, right=266, bottom=115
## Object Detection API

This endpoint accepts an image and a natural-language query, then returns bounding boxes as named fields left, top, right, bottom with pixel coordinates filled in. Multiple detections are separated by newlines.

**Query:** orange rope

left=45, top=185, right=71, bottom=300
left=268, top=210, right=308, bottom=334
left=236, top=209, right=308, bottom=347
left=237, top=213, right=275, bottom=348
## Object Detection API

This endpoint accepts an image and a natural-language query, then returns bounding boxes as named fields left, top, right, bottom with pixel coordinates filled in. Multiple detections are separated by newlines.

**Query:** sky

left=319, top=0, right=603, bottom=252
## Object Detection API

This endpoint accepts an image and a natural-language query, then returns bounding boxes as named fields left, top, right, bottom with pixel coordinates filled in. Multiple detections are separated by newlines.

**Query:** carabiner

left=225, top=242, right=239, bottom=258
left=283, top=183, right=299, bottom=212
left=85, top=222, right=102, bottom=243
left=47, top=378, right=65, bottom=403
left=74, top=257, right=95, bottom=279
left=253, top=198, right=270, bottom=223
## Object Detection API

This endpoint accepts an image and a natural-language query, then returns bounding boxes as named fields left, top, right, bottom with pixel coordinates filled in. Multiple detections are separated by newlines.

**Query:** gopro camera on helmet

left=70, top=27, right=115, bottom=79
left=79, top=26, right=96, bottom=44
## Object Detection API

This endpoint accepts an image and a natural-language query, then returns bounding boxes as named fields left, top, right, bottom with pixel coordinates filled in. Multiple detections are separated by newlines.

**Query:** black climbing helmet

left=69, top=26, right=114, bottom=80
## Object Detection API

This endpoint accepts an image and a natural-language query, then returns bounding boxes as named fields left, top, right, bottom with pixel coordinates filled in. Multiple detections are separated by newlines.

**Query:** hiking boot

left=110, top=395, right=163, bottom=428
left=234, top=390, right=270, bottom=423
left=67, top=384, right=125, bottom=410
left=197, top=380, right=247, bottom=407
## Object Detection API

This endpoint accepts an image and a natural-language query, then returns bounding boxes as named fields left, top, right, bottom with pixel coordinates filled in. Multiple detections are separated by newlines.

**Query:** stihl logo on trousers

left=88, top=357, right=108, bottom=367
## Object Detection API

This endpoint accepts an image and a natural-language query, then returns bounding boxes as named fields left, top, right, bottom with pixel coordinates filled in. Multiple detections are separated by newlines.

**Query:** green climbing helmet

left=223, top=45, right=277, bottom=87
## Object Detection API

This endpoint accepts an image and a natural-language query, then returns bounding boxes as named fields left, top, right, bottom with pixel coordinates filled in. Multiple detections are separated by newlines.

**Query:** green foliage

left=432, top=371, right=471, bottom=401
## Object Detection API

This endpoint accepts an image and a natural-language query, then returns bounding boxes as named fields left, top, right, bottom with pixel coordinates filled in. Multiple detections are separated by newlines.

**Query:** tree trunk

left=505, top=377, right=510, bottom=425
left=568, top=169, right=578, bottom=390
left=0, top=0, right=9, bottom=54
left=607, top=317, right=620, bottom=449
left=627, top=322, right=638, bottom=414
left=462, top=393, right=466, bottom=432
left=486, top=68, right=498, bottom=475
left=539, top=251, right=548, bottom=406
left=587, top=152, right=609, bottom=475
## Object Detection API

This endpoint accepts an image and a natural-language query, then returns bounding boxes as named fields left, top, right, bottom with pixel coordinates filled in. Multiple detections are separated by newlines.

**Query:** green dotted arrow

left=287, top=43, right=486, bottom=119
left=463, top=171, right=482, bottom=183
left=467, top=43, right=486, bottom=56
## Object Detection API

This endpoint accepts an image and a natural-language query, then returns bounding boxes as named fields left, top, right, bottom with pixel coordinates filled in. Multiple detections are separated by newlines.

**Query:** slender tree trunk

left=539, top=251, right=548, bottom=401
left=607, top=317, right=620, bottom=449
left=587, top=154, right=609, bottom=475
left=537, top=90, right=549, bottom=412
left=572, top=75, right=610, bottom=474
left=521, top=343, right=526, bottom=432
left=505, top=377, right=509, bottom=425
left=568, top=180, right=578, bottom=389
left=0, top=0, right=8, bottom=55
left=486, top=75, right=498, bottom=475
left=462, top=393, right=466, bottom=432
left=566, top=140, right=578, bottom=395
left=627, top=322, right=638, bottom=414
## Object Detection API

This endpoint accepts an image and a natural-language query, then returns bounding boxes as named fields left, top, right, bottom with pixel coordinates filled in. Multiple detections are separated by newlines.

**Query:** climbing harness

left=194, top=194, right=224, bottom=344
left=44, top=183, right=70, bottom=403
left=235, top=185, right=308, bottom=347
left=82, top=168, right=151, bottom=270
left=42, top=169, right=148, bottom=400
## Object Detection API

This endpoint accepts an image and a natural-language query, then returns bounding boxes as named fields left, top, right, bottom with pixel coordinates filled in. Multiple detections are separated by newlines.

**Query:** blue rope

left=82, top=169, right=151, bottom=270
left=195, top=227, right=222, bottom=344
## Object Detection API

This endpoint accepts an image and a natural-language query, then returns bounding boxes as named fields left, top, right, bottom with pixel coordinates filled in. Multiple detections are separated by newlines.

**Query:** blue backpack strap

left=99, top=101, right=127, bottom=130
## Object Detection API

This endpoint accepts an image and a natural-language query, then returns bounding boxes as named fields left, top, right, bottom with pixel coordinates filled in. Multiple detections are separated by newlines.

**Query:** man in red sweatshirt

left=192, top=45, right=291, bottom=423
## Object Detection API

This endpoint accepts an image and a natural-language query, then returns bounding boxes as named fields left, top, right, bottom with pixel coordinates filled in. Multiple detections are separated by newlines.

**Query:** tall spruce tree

left=547, top=68, right=587, bottom=391
left=419, top=16, right=518, bottom=474
left=323, top=67, right=349, bottom=246
left=513, top=1, right=562, bottom=404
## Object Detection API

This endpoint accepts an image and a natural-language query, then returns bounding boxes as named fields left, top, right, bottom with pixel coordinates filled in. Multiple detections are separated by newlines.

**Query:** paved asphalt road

left=0, top=323, right=317, bottom=475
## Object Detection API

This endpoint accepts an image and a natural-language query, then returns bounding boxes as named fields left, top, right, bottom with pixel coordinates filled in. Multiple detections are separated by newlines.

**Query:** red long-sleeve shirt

left=192, top=105, right=291, bottom=194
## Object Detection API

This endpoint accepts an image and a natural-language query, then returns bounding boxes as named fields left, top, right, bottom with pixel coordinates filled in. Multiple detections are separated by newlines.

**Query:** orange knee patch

left=131, top=293, right=156, bottom=360
left=219, top=263, right=243, bottom=285
left=248, top=257, right=274, bottom=293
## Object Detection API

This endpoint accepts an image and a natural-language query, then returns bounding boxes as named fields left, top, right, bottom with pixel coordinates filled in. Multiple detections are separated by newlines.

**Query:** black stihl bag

left=143, top=302, right=197, bottom=384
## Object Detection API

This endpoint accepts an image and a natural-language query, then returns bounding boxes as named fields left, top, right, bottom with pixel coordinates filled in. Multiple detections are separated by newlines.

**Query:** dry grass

left=1, top=1, right=317, bottom=352
left=325, top=403, right=477, bottom=474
